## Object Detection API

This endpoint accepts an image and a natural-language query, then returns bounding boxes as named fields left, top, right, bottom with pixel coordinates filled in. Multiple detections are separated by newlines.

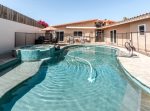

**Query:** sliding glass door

left=56, top=31, right=64, bottom=42
left=110, top=30, right=116, bottom=43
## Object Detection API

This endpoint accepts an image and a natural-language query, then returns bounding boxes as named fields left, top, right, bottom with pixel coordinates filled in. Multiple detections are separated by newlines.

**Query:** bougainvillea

left=37, top=20, right=49, bottom=28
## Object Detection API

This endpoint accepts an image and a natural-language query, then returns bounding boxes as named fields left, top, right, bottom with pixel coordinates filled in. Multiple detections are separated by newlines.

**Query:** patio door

left=96, top=30, right=104, bottom=42
left=110, top=30, right=116, bottom=43
left=56, top=31, right=64, bottom=42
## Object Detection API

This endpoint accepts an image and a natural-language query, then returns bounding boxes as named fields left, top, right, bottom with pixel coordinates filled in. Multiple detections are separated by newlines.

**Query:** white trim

left=66, top=26, right=96, bottom=29
left=55, top=30, right=65, bottom=32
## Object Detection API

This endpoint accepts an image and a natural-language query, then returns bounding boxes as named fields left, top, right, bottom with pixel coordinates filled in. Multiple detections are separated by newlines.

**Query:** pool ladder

left=125, top=40, right=136, bottom=57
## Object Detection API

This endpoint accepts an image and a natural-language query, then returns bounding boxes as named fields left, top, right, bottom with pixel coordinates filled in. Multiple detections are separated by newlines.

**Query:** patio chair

left=75, top=38, right=80, bottom=43
left=86, top=37, right=91, bottom=43
left=44, top=36, right=51, bottom=44
left=80, top=36, right=85, bottom=44
left=69, top=36, right=74, bottom=44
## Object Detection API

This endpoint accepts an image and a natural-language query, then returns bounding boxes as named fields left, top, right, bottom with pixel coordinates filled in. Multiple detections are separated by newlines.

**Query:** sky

left=0, top=0, right=150, bottom=26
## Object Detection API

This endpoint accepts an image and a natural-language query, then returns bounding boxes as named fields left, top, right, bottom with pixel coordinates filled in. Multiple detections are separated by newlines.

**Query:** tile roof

left=99, top=12, right=150, bottom=29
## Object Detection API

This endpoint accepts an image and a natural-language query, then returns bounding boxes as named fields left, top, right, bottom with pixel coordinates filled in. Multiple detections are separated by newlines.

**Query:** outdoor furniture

left=51, top=36, right=59, bottom=44
left=35, top=36, right=45, bottom=44
left=41, top=26, right=57, bottom=44
left=85, top=37, right=91, bottom=43
left=69, top=36, right=74, bottom=44
left=44, top=36, right=51, bottom=44
left=80, top=36, right=85, bottom=44
left=74, top=38, right=80, bottom=43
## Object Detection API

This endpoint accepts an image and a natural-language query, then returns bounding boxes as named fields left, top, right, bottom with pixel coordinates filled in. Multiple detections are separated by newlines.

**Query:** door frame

left=110, top=30, right=117, bottom=44
left=95, top=30, right=104, bottom=42
left=56, top=31, right=64, bottom=42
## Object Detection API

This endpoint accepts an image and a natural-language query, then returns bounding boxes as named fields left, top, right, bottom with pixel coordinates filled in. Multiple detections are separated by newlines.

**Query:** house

left=99, top=13, right=150, bottom=52
left=53, top=12, right=150, bottom=52
left=53, top=19, right=115, bottom=43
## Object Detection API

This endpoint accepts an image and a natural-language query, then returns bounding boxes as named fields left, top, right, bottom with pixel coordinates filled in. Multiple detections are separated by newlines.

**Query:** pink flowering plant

left=38, top=20, right=49, bottom=28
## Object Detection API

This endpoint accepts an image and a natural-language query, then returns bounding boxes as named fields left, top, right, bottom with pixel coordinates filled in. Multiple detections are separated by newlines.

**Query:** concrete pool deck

left=0, top=61, right=42, bottom=97
left=116, top=47, right=150, bottom=89
left=114, top=46, right=150, bottom=111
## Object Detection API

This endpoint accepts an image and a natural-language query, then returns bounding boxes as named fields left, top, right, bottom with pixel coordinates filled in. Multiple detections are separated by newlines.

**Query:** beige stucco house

left=100, top=13, right=150, bottom=52
left=53, top=13, right=150, bottom=52
left=53, top=19, right=115, bottom=43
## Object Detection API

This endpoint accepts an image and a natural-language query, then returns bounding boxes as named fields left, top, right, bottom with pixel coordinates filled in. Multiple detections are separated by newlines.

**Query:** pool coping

left=105, top=45, right=150, bottom=94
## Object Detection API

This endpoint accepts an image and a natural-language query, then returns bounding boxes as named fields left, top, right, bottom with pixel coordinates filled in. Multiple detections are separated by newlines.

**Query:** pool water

left=0, top=46, right=141, bottom=111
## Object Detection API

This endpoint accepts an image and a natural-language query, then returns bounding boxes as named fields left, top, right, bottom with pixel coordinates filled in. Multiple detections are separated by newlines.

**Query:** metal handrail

left=124, top=41, right=135, bottom=57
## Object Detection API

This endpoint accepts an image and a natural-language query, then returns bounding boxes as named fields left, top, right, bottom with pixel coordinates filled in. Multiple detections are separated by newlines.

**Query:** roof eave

left=99, top=14, right=150, bottom=29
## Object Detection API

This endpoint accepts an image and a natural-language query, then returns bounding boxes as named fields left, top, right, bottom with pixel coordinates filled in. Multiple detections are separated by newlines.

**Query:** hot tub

left=18, top=45, right=55, bottom=62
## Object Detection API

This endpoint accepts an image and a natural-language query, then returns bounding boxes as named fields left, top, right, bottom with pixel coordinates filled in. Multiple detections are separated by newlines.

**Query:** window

left=73, top=31, right=82, bottom=36
left=74, top=31, right=78, bottom=36
left=78, top=31, right=82, bottom=36
left=138, top=24, right=146, bottom=35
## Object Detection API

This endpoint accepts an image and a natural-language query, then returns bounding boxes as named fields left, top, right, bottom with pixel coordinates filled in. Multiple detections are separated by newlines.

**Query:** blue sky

left=0, top=0, right=150, bottom=25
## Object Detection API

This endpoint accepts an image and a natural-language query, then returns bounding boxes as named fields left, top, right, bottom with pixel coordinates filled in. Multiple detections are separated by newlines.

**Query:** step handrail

left=124, top=40, right=135, bottom=57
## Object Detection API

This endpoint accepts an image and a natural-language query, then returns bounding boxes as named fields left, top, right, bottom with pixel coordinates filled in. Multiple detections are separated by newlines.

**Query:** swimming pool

left=0, top=46, right=142, bottom=111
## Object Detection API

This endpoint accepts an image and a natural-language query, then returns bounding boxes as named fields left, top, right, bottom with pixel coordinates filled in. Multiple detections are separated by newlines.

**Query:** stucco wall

left=104, top=24, right=130, bottom=45
left=129, top=19, right=150, bottom=32
left=104, top=18, right=150, bottom=51
left=55, top=21, right=96, bottom=43
left=0, top=18, right=41, bottom=54
left=130, top=19, right=150, bottom=51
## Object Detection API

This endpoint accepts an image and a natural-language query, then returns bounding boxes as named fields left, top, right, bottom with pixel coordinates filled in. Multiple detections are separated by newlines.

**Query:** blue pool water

left=0, top=46, right=141, bottom=111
